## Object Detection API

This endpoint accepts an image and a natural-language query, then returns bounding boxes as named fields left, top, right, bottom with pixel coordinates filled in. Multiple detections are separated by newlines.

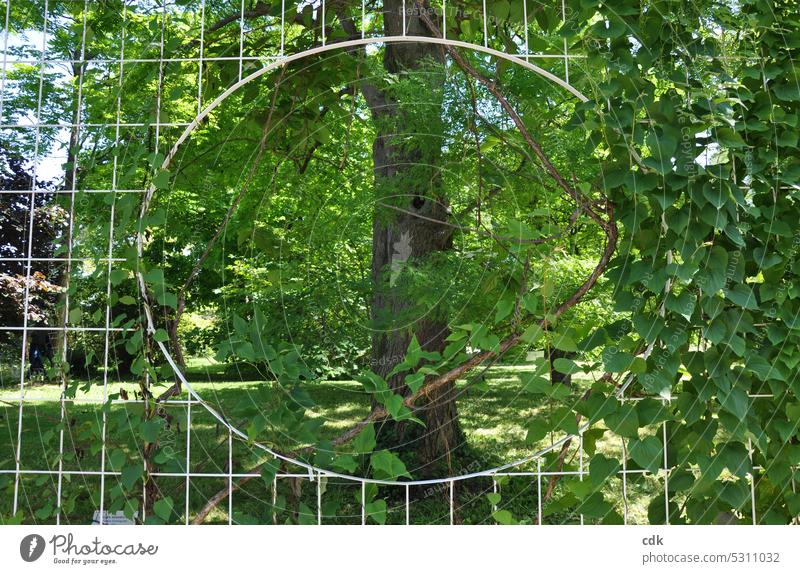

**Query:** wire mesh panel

left=1, top=1, right=797, bottom=528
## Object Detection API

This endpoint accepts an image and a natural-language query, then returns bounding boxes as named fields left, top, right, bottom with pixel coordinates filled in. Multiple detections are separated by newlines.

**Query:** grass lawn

left=0, top=359, right=658, bottom=525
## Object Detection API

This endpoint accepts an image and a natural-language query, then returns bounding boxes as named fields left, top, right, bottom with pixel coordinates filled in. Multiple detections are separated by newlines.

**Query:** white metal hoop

left=136, top=36, right=589, bottom=487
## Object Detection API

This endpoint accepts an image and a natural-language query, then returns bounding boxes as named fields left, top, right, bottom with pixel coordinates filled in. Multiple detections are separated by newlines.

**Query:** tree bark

left=368, top=0, right=461, bottom=473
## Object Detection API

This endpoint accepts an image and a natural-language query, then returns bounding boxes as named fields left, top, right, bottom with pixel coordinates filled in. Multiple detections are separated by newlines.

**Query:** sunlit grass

left=0, top=362, right=656, bottom=524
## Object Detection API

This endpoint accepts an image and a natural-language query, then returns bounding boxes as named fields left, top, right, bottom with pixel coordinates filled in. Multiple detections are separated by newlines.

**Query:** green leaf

left=121, top=464, right=141, bottom=490
left=629, top=436, right=663, bottom=474
left=724, top=284, right=758, bottom=310
left=577, top=492, right=614, bottom=519
left=551, top=406, right=579, bottom=435
left=636, top=398, right=671, bottom=425
left=153, top=329, right=169, bottom=342
left=715, top=127, right=746, bottom=148
left=109, top=269, right=128, bottom=286
left=332, top=454, right=358, bottom=473
left=665, top=290, right=696, bottom=320
left=140, top=419, right=161, bottom=443
left=719, top=387, right=749, bottom=420
left=589, top=453, right=621, bottom=486
left=552, top=333, right=578, bottom=352
left=365, top=499, right=387, bottom=524
left=520, top=323, right=543, bottom=344
left=702, top=182, right=729, bottom=209
left=604, top=403, right=639, bottom=438
left=153, top=497, right=173, bottom=521
left=143, top=268, right=165, bottom=285
left=525, top=419, right=551, bottom=444
left=404, top=372, right=425, bottom=394
left=553, top=357, right=581, bottom=375
left=353, top=424, right=376, bottom=455
left=520, top=374, right=550, bottom=393
left=492, top=509, right=517, bottom=524
left=260, top=458, right=280, bottom=486
left=292, top=502, right=314, bottom=525
left=152, top=169, right=171, bottom=189
left=602, top=348, right=637, bottom=373
left=492, top=0, right=510, bottom=21
left=370, top=450, right=411, bottom=480
left=108, top=449, right=126, bottom=471
left=494, top=298, right=515, bottom=324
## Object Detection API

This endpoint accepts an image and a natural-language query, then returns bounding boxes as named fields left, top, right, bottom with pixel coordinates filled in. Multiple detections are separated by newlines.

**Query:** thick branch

left=377, top=201, right=578, bottom=245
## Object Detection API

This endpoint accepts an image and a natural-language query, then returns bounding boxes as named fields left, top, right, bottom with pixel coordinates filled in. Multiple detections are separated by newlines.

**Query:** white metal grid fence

left=0, top=0, right=785, bottom=526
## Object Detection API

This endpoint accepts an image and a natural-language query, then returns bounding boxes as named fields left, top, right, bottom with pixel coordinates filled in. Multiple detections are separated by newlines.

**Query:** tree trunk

left=368, top=0, right=462, bottom=474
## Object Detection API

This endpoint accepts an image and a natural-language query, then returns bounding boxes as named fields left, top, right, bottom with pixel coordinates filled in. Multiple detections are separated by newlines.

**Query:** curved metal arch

left=136, top=36, right=591, bottom=487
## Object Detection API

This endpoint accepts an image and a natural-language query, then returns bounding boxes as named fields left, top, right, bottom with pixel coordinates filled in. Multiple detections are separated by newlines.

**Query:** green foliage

left=3, top=0, right=800, bottom=526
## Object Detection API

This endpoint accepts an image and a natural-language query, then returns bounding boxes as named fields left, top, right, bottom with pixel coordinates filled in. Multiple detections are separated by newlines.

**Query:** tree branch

left=414, top=2, right=611, bottom=232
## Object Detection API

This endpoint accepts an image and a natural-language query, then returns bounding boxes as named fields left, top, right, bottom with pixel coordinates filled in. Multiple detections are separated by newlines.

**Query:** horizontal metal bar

left=0, top=257, right=126, bottom=262
left=1, top=122, right=193, bottom=129
left=1, top=397, right=195, bottom=405
left=0, top=326, right=130, bottom=332
left=0, top=189, right=145, bottom=194
left=3, top=56, right=281, bottom=65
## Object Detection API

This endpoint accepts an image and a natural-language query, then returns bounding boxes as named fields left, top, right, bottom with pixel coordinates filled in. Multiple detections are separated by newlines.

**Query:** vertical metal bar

left=361, top=481, right=366, bottom=525
left=749, top=437, right=757, bottom=525
left=402, top=0, right=406, bottom=35
left=272, top=474, right=277, bottom=525
left=238, top=0, right=245, bottom=80
left=321, top=0, right=326, bottom=46
left=449, top=480, right=454, bottom=525
left=482, top=0, right=488, bottom=47
left=98, top=178, right=116, bottom=525
left=405, top=484, right=410, bottom=525
left=663, top=417, right=669, bottom=525
left=280, top=0, right=286, bottom=54
left=537, top=460, right=542, bottom=525
left=317, top=472, right=322, bottom=525
left=523, top=0, right=529, bottom=55
left=562, top=0, right=569, bottom=83
left=0, top=0, right=12, bottom=122
left=185, top=398, right=191, bottom=524
left=227, top=430, right=233, bottom=524
left=154, top=4, right=165, bottom=150
left=622, top=438, right=628, bottom=524
left=12, top=0, right=49, bottom=518
left=142, top=458, right=147, bottom=523
left=198, top=0, right=206, bottom=114
left=579, top=431, right=584, bottom=525
left=791, top=466, right=797, bottom=525
left=442, top=0, right=446, bottom=40
left=491, top=476, right=497, bottom=514
left=110, top=1, right=128, bottom=523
